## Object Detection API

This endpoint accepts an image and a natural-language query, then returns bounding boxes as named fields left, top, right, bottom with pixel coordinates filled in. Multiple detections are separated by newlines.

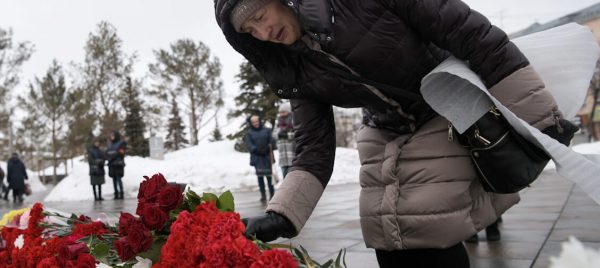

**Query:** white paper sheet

left=420, top=23, right=600, bottom=204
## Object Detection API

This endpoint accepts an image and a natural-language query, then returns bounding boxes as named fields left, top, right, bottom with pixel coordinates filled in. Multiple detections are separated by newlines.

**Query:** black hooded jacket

left=214, top=0, right=529, bottom=185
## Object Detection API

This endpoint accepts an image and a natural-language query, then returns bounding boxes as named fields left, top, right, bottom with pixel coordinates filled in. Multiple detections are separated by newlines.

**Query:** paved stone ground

left=2, top=130, right=599, bottom=267
left=1, top=169, right=598, bottom=268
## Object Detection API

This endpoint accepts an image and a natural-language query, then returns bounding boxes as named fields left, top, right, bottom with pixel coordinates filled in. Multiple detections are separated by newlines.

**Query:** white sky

left=0, top=0, right=598, bottom=98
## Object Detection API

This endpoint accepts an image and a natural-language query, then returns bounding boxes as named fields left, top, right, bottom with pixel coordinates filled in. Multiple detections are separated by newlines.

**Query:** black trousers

left=376, top=243, right=469, bottom=268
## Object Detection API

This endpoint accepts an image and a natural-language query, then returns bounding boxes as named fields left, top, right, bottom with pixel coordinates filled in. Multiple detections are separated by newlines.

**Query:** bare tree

left=78, top=21, right=135, bottom=137
left=0, top=27, right=33, bottom=159
left=19, top=60, right=68, bottom=183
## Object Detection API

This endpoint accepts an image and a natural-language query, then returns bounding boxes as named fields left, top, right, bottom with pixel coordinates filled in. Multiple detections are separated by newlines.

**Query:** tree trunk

left=52, top=119, right=58, bottom=184
left=189, top=89, right=199, bottom=145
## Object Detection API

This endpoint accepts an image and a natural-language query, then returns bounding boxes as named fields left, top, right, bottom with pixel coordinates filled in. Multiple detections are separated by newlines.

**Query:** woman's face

left=240, top=1, right=302, bottom=45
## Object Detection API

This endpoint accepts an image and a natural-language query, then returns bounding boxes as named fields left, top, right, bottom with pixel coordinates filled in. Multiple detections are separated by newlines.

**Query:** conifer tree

left=164, top=94, right=188, bottom=151
left=209, top=119, right=223, bottom=142
left=122, top=77, right=148, bottom=156
left=228, top=60, right=281, bottom=140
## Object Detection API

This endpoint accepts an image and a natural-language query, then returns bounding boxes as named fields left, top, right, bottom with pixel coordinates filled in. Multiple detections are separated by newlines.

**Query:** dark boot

left=266, top=176, right=275, bottom=200
left=257, top=176, right=267, bottom=202
left=98, top=186, right=104, bottom=201
left=93, top=186, right=98, bottom=201
left=486, top=220, right=501, bottom=241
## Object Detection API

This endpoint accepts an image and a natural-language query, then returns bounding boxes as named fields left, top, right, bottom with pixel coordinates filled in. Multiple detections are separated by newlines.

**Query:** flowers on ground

left=0, top=173, right=342, bottom=267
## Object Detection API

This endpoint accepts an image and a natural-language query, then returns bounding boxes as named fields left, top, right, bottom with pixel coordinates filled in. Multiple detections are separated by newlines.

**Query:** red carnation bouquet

left=0, top=173, right=346, bottom=268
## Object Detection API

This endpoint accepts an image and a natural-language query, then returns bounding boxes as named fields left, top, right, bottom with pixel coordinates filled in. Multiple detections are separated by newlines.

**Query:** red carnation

left=158, top=184, right=183, bottom=212
left=206, top=212, right=246, bottom=243
left=114, top=237, right=136, bottom=261
left=141, top=203, right=169, bottom=231
left=72, top=221, right=110, bottom=238
left=250, top=249, right=298, bottom=268
left=138, top=173, right=168, bottom=202
left=36, top=257, right=60, bottom=267
left=65, top=253, right=96, bottom=268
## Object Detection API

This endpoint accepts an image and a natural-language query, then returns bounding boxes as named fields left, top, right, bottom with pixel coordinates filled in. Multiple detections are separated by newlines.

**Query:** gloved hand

left=542, top=118, right=579, bottom=146
left=242, top=211, right=297, bottom=242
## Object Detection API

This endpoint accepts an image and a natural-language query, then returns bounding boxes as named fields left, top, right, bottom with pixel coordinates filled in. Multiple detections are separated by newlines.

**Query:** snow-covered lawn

left=44, top=140, right=361, bottom=202
left=44, top=140, right=600, bottom=202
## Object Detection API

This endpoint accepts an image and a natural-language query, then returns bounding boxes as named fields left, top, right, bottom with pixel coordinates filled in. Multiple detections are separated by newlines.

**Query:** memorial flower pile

left=0, top=174, right=346, bottom=268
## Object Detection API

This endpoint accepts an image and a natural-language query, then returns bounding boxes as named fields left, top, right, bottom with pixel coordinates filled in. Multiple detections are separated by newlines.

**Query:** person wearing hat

left=244, top=114, right=278, bottom=202
left=106, top=131, right=127, bottom=200
left=214, top=0, right=577, bottom=266
left=275, top=102, right=294, bottom=178
left=88, top=139, right=106, bottom=201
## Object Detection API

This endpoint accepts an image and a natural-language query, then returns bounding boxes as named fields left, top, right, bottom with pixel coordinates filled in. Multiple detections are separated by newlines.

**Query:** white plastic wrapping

left=420, top=23, right=600, bottom=204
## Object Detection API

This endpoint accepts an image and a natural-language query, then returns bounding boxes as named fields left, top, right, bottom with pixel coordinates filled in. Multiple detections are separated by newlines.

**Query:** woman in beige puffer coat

left=215, top=0, right=576, bottom=266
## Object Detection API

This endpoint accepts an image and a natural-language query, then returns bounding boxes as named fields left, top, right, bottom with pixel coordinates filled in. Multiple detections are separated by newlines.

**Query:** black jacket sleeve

left=288, top=99, right=336, bottom=187
left=377, top=0, right=529, bottom=88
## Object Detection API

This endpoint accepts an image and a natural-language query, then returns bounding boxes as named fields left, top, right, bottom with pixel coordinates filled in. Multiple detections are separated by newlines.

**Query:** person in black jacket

left=106, top=131, right=127, bottom=200
left=88, top=139, right=106, bottom=201
left=0, top=165, right=6, bottom=202
left=214, top=0, right=578, bottom=267
left=244, top=115, right=277, bottom=202
left=6, top=153, right=28, bottom=203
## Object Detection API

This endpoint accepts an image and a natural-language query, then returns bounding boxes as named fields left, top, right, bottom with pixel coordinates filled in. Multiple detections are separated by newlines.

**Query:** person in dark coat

left=106, top=131, right=127, bottom=200
left=0, top=165, right=6, bottom=202
left=6, top=153, right=27, bottom=203
left=88, top=139, right=106, bottom=201
left=214, top=0, right=578, bottom=267
left=244, top=115, right=277, bottom=202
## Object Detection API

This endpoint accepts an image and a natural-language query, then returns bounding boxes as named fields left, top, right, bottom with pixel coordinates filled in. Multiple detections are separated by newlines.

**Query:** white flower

left=13, top=234, right=24, bottom=249
left=550, top=236, right=600, bottom=268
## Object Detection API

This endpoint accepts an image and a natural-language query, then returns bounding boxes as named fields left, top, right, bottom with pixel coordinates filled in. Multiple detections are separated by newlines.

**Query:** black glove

left=242, top=211, right=297, bottom=242
left=542, top=119, right=579, bottom=146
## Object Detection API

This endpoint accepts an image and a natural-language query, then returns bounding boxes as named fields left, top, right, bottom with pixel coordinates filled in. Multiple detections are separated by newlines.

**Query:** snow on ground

left=544, top=141, right=600, bottom=170
left=44, top=140, right=361, bottom=202
left=550, top=236, right=600, bottom=268
left=0, top=161, right=47, bottom=193
left=44, top=140, right=600, bottom=202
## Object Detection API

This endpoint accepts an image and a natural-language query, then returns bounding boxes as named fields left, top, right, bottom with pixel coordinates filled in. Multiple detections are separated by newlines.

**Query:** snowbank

left=550, top=236, right=600, bottom=268
left=0, top=161, right=47, bottom=193
left=44, top=140, right=360, bottom=202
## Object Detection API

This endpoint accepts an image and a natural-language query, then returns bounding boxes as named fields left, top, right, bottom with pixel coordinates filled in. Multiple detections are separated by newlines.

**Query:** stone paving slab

left=1, top=169, right=599, bottom=268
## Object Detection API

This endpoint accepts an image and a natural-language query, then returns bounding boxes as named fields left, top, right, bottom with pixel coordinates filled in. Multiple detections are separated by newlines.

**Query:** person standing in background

left=6, top=153, right=27, bottom=203
left=106, top=131, right=127, bottom=200
left=0, top=165, right=6, bottom=202
left=244, top=115, right=277, bottom=202
left=88, top=139, right=106, bottom=201
left=275, top=102, right=295, bottom=178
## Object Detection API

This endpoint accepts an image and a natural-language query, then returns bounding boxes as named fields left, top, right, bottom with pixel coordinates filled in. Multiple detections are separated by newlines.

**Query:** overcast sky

left=0, top=0, right=598, bottom=99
